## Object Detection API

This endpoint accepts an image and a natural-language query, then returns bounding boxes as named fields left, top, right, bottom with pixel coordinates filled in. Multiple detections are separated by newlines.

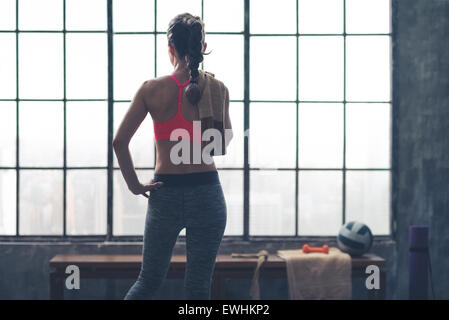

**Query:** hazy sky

left=0, top=0, right=391, bottom=237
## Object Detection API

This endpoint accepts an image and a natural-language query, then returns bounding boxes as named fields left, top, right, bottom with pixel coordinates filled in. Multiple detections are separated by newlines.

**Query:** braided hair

left=167, top=13, right=208, bottom=105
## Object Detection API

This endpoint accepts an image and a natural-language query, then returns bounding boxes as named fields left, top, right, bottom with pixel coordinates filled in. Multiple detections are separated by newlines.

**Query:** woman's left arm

left=113, top=81, right=162, bottom=196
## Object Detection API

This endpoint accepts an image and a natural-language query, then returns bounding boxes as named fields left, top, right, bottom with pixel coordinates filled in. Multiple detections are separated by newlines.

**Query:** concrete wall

left=392, top=0, right=449, bottom=299
left=1, top=0, right=448, bottom=300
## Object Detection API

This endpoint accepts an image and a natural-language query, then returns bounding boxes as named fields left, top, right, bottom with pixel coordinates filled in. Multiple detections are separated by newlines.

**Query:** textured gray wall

left=1, top=0, right=448, bottom=300
left=392, top=0, right=449, bottom=299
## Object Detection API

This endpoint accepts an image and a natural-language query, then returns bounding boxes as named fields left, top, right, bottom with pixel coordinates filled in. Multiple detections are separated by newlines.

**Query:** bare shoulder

left=138, top=75, right=173, bottom=110
left=140, top=75, right=172, bottom=93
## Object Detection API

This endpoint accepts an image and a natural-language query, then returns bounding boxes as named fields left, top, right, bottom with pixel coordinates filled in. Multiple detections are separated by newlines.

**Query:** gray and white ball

left=337, top=221, right=373, bottom=256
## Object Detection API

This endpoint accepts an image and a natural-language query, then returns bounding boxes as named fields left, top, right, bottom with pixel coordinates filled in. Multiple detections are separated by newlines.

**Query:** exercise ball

left=337, top=221, right=373, bottom=256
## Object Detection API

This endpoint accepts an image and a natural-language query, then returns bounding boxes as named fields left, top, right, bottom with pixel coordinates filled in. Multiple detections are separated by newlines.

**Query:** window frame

left=0, top=0, right=394, bottom=242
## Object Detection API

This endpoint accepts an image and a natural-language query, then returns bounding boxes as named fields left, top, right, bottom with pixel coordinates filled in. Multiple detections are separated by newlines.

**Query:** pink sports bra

left=153, top=74, right=201, bottom=141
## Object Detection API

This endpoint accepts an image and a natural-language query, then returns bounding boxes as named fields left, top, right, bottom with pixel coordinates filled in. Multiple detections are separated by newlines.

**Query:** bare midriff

left=154, top=139, right=217, bottom=174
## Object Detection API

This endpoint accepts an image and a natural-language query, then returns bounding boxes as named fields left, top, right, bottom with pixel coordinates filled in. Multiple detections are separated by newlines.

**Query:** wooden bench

left=49, top=253, right=386, bottom=300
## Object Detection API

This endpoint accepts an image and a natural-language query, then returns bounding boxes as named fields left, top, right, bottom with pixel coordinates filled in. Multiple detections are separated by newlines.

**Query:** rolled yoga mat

left=409, top=225, right=429, bottom=300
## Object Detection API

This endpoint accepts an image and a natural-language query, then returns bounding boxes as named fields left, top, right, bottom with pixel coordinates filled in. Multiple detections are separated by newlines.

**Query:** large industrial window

left=0, top=0, right=391, bottom=240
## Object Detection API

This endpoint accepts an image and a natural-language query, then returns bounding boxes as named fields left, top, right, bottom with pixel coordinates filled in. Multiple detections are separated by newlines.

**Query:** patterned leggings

left=124, top=171, right=227, bottom=300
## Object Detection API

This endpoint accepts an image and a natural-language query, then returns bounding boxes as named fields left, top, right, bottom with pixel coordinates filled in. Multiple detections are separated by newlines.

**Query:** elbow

left=112, top=138, right=120, bottom=149
left=112, top=138, right=126, bottom=150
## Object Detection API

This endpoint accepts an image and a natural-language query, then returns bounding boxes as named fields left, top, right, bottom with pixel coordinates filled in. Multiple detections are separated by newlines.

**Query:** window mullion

left=106, top=0, right=114, bottom=240
left=63, top=0, right=67, bottom=237
left=15, top=0, right=20, bottom=236
left=243, top=0, right=250, bottom=240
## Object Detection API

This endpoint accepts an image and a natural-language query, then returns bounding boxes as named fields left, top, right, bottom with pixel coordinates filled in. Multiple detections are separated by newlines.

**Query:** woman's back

left=143, top=71, right=217, bottom=174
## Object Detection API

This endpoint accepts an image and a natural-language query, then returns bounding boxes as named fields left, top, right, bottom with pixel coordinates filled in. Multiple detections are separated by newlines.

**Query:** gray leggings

left=124, top=171, right=227, bottom=300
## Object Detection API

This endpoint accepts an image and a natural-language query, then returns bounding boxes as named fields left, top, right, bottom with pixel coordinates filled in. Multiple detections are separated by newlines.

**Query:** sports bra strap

left=170, top=74, right=190, bottom=113
left=170, top=74, right=190, bottom=87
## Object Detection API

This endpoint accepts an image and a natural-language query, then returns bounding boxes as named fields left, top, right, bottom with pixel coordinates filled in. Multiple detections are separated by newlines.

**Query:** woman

left=113, top=13, right=232, bottom=300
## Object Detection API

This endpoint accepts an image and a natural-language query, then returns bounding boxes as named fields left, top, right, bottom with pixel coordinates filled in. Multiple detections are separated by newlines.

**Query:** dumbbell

left=302, top=244, right=329, bottom=254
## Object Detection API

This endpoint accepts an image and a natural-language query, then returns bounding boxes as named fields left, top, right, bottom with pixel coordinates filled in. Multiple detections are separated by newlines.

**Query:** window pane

left=250, top=37, right=296, bottom=100
left=19, top=0, right=62, bottom=30
left=250, top=103, right=296, bottom=168
left=19, top=102, right=63, bottom=167
left=113, top=0, right=154, bottom=32
left=203, top=0, right=243, bottom=32
left=346, top=36, right=390, bottom=101
left=298, top=170, right=342, bottom=235
left=19, top=33, right=63, bottom=99
left=114, top=102, right=155, bottom=168
left=0, top=102, right=16, bottom=166
left=113, top=169, right=153, bottom=235
left=346, top=0, right=390, bottom=34
left=67, top=102, right=108, bottom=167
left=113, top=35, right=154, bottom=100
left=67, top=170, right=107, bottom=235
left=0, top=34, right=16, bottom=99
left=203, top=35, right=243, bottom=101
left=299, top=103, right=343, bottom=168
left=19, top=170, right=63, bottom=235
left=219, top=170, right=243, bottom=236
left=250, top=0, right=296, bottom=34
left=214, top=103, right=243, bottom=168
left=156, top=34, right=174, bottom=77
left=156, top=0, right=201, bottom=32
left=0, top=169, right=16, bottom=235
left=346, top=103, right=391, bottom=168
left=298, top=0, right=343, bottom=34
left=346, top=171, right=390, bottom=235
left=0, top=0, right=15, bottom=30
left=250, top=170, right=295, bottom=235
left=66, top=34, right=107, bottom=99
left=298, top=36, right=343, bottom=101
left=66, top=0, right=107, bottom=30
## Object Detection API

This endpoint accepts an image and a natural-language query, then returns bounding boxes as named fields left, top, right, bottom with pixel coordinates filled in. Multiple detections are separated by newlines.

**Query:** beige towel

left=196, top=70, right=228, bottom=155
left=277, top=247, right=352, bottom=300
left=231, top=250, right=269, bottom=300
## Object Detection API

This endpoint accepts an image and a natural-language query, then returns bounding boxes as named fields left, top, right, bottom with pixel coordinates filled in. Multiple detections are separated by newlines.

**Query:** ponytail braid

left=167, top=13, right=208, bottom=105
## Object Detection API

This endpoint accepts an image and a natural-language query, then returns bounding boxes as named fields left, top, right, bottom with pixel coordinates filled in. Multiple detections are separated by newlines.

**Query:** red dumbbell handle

left=302, top=244, right=329, bottom=254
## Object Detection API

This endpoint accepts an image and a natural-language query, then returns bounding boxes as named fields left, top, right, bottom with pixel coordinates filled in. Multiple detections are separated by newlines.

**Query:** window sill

left=0, top=235, right=395, bottom=247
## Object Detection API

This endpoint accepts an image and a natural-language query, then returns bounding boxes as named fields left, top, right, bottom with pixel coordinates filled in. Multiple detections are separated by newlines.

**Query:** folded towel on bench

left=277, top=247, right=351, bottom=300
left=231, top=250, right=269, bottom=300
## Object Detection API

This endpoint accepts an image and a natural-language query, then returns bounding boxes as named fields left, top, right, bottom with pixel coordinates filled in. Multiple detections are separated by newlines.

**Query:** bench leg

left=211, top=273, right=226, bottom=300
left=366, top=269, right=386, bottom=300
left=379, top=270, right=386, bottom=300
left=49, top=271, right=64, bottom=300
